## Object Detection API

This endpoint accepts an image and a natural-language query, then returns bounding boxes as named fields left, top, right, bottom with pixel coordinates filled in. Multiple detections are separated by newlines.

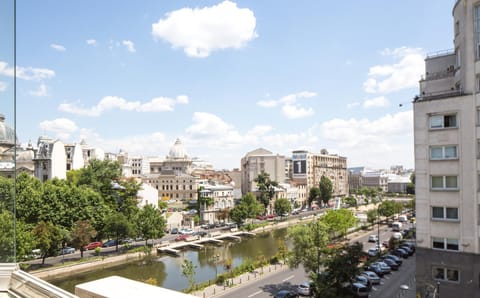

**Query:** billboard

left=292, top=152, right=307, bottom=178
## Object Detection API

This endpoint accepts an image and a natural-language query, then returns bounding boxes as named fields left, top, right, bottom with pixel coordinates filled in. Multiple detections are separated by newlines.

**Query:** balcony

left=414, top=88, right=465, bottom=102
left=425, top=49, right=454, bottom=59
left=420, top=67, right=456, bottom=82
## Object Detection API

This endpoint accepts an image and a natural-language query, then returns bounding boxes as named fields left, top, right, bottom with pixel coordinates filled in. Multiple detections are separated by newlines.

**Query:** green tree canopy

left=33, top=221, right=65, bottom=264
left=274, top=198, right=292, bottom=217
left=287, top=219, right=329, bottom=274
left=230, top=193, right=264, bottom=225
left=308, top=187, right=321, bottom=207
left=181, top=259, right=197, bottom=291
left=320, top=209, right=358, bottom=238
left=103, top=213, right=132, bottom=252
left=319, top=176, right=333, bottom=205
left=0, top=210, right=35, bottom=262
left=254, top=172, right=278, bottom=210
left=135, top=205, right=166, bottom=246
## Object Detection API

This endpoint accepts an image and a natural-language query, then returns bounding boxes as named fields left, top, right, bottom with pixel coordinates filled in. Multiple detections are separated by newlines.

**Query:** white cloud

left=176, top=95, right=189, bottom=104
left=29, top=83, right=48, bottom=97
left=0, top=81, right=6, bottom=92
left=282, top=104, right=314, bottom=119
left=152, top=0, right=257, bottom=58
left=0, top=61, right=55, bottom=81
left=50, top=43, right=66, bottom=52
left=58, top=95, right=189, bottom=116
left=363, top=96, right=389, bottom=108
left=122, top=40, right=136, bottom=53
left=363, top=47, right=425, bottom=94
left=257, top=91, right=316, bottom=119
left=39, top=118, right=78, bottom=140
left=347, top=102, right=360, bottom=109
left=256, top=100, right=278, bottom=108
left=86, top=39, right=97, bottom=46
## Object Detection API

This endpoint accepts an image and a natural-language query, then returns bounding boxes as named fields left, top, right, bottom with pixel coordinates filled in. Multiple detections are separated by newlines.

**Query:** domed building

left=0, top=114, right=34, bottom=178
left=162, top=138, right=192, bottom=175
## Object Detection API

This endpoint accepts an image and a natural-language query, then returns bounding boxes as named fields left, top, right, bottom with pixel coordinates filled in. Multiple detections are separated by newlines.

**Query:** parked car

left=361, top=271, right=381, bottom=285
left=180, top=228, right=194, bottom=235
left=392, top=232, right=403, bottom=240
left=61, top=247, right=75, bottom=255
left=102, top=239, right=118, bottom=247
left=382, top=258, right=399, bottom=270
left=297, top=281, right=312, bottom=296
left=400, top=242, right=416, bottom=253
left=384, top=254, right=403, bottom=266
left=193, top=231, right=207, bottom=237
left=170, top=227, right=179, bottom=234
left=368, top=234, right=378, bottom=243
left=365, top=263, right=384, bottom=277
left=84, top=241, right=102, bottom=250
left=354, top=275, right=372, bottom=290
left=367, top=247, right=379, bottom=257
left=392, top=247, right=409, bottom=258
left=121, top=238, right=134, bottom=244
left=343, top=282, right=369, bottom=297
left=399, top=244, right=414, bottom=256
left=274, top=290, right=298, bottom=298
left=175, top=234, right=189, bottom=241
left=372, top=261, right=391, bottom=274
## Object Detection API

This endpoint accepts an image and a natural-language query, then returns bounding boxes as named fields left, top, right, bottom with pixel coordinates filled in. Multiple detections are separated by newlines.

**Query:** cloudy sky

left=0, top=1, right=453, bottom=170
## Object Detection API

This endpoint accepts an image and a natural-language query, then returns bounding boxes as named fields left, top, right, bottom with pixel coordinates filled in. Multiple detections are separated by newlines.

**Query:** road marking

left=248, top=290, right=262, bottom=297
left=282, top=275, right=295, bottom=282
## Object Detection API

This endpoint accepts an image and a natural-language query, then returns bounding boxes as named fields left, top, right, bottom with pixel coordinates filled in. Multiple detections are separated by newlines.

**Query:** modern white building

left=414, top=1, right=480, bottom=295
left=136, top=182, right=159, bottom=208
left=33, top=136, right=67, bottom=181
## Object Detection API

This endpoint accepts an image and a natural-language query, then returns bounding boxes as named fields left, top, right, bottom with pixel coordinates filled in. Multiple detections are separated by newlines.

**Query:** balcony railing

left=420, top=67, right=456, bottom=81
left=414, top=88, right=464, bottom=102
left=426, top=49, right=455, bottom=59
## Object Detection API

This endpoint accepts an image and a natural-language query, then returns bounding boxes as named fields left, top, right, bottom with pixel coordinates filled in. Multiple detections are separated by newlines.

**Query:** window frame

left=429, top=145, right=458, bottom=160
left=433, top=266, right=460, bottom=283
left=432, top=237, right=460, bottom=252
left=431, top=175, right=458, bottom=190
left=429, top=114, right=458, bottom=129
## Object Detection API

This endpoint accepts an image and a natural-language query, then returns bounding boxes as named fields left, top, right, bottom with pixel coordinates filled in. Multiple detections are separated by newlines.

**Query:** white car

left=297, top=281, right=312, bottom=296
left=368, top=235, right=378, bottom=243
left=179, top=228, right=194, bottom=235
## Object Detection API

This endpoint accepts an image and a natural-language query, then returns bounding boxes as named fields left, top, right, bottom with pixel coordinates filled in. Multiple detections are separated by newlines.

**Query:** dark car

left=193, top=231, right=207, bottom=237
left=171, top=227, right=179, bottom=234
left=392, top=248, right=409, bottom=258
left=102, top=239, right=118, bottom=247
left=382, top=258, right=399, bottom=270
left=372, top=261, right=391, bottom=274
left=354, top=275, right=372, bottom=290
left=364, top=263, right=384, bottom=277
left=384, top=254, right=403, bottom=266
left=274, top=290, right=298, bottom=298
left=399, top=245, right=414, bottom=256
left=84, top=241, right=102, bottom=250
left=361, top=271, right=381, bottom=285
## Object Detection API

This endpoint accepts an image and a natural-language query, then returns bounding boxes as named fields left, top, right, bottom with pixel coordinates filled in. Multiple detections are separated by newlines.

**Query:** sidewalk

left=191, top=262, right=291, bottom=298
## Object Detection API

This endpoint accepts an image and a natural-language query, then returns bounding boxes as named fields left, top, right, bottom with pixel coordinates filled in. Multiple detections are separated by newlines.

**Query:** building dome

left=0, top=114, right=18, bottom=147
left=168, top=138, right=188, bottom=159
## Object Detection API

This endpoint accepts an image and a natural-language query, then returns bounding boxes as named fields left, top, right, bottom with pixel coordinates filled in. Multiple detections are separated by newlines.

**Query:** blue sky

left=0, top=0, right=454, bottom=170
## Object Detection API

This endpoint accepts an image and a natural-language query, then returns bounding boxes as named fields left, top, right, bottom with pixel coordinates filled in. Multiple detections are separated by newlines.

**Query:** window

left=430, top=146, right=458, bottom=160
left=429, top=114, right=457, bottom=129
left=431, top=176, right=458, bottom=190
left=433, top=267, right=460, bottom=282
left=476, top=5, right=480, bottom=59
left=432, top=206, right=459, bottom=221
left=456, top=47, right=461, bottom=68
left=432, top=237, right=459, bottom=251
left=455, top=20, right=460, bottom=36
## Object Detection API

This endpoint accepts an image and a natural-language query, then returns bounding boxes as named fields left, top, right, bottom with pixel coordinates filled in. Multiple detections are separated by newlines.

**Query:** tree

left=104, top=213, right=132, bottom=252
left=0, top=210, right=35, bottom=262
left=320, top=209, right=358, bottom=239
left=71, top=220, right=97, bottom=258
left=287, top=220, right=329, bottom=274
left=366, top=209, right=378, bottom=228
left=274, top=198, right=292, bottom=218
left=217, top=208, right=230, bottom=223
left=254, top=172, right=278, bottom=211
left=181, top=259, right=197, bottom=291
left=33, top=221, right=64, bottom=265
left=319, top=242, right=365, bottom=296
left=308, top=187, right=321, bottom=208
left=342, top=196, right=357, bottom=208
left=378, top=200, right=396, bottom=220
left=319, top=176, right=333, bottom=206
left=230, top=193, right=264, bottom=225
left=135, top=205, right=166, bottom=246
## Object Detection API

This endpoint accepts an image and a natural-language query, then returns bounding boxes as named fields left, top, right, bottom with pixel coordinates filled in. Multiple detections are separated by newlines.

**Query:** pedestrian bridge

left=156, top=231, right=255, bottom=256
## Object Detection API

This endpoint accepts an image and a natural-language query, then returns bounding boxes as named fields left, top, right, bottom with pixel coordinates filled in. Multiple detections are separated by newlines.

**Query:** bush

left=270, top=256, right=279, bottom=264
left=94, top=247, right=101, bottom=255
left=215, top=273, right=226, bottom=285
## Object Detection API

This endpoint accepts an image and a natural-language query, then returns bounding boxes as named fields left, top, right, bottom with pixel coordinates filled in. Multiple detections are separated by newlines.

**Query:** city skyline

left=0, top=1, right=453, bottom=170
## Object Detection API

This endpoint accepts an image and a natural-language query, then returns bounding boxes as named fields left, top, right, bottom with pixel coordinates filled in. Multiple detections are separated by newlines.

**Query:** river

left=50, top=228, right=290, bottom=293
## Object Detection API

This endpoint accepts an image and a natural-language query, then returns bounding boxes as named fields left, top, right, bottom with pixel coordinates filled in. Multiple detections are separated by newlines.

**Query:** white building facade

left=414, top=1, right=480, bottom=295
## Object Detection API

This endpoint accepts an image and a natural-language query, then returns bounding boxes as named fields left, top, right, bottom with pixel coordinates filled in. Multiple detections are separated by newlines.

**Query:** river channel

left=50, top=228, right=290, bottom=293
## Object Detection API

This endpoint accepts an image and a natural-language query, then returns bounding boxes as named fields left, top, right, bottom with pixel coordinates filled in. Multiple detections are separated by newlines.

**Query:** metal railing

left=426, top=49, right=455, bottom=59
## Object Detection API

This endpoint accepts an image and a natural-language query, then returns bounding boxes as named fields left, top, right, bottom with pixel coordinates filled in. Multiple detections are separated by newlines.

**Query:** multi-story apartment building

left=33, top=136, right=67, bottom=181
left=198, top=182, right=234, bottom=224
left=64, top=143, right=84, bottom=171
left=414, top=1, right=480, bottom=295
left=241, top=148, right=286, bottom=195
left=291, top=149, right=348, bottom=207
